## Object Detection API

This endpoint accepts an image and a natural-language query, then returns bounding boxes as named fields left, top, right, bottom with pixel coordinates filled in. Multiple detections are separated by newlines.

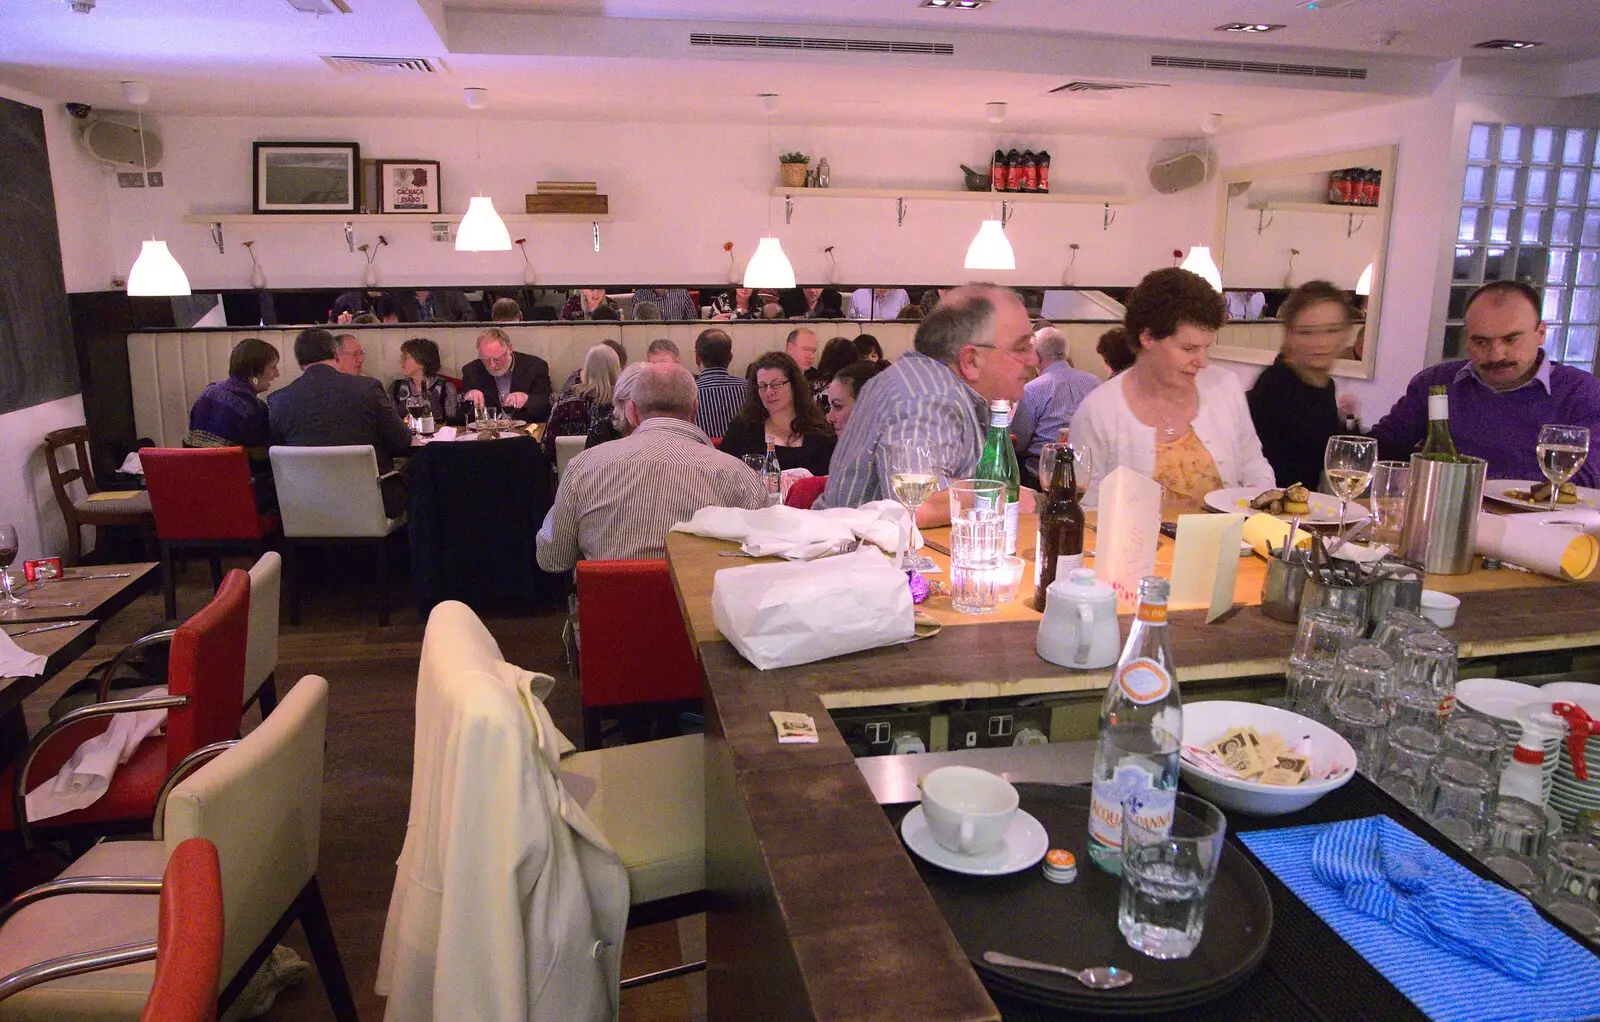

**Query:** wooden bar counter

left=666, top=519, right=1600, bottom=1021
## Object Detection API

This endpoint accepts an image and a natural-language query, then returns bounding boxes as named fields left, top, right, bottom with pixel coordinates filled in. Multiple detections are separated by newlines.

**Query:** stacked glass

left=1326, top=643, right=1397, bottom=774
left=1285, top=608, right=1361, bottom=725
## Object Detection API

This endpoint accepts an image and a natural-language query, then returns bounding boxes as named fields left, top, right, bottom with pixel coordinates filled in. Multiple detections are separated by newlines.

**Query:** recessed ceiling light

left=1474, top=39, right=1542, bottom=51
left=1215, top=23, right=1284, bottom=33
left=921, top=0, right=988, bottom=9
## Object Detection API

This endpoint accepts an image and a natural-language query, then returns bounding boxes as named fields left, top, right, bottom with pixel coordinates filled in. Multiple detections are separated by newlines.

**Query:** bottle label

left=1003, top=500, right=1019, bottom=555
left=1427, top=392, right=1449, bottom=420
left=1089, top=759, right=1176, bottom=849
left=1117, top=657, right=1172, bottom=704
left=1060, top=552, right=1083, bottom=574
left=1136, top=601, right=1167, bottom=625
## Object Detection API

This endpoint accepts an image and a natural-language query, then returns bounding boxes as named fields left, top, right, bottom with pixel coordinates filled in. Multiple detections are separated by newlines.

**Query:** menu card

left=1170, top=513, right=1246, bottom=620
left=1094, top=467, right=1161, bottom=610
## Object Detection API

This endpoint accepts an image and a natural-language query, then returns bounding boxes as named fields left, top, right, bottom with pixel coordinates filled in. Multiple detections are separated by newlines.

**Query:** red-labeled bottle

left=1037, top=150, right=1051, bottom=193
left=1006, top=148, right=1023, bottom=192
left=1021, top=150, right=1039, bottom=192
left=990, top=149, right=1005, bottom=192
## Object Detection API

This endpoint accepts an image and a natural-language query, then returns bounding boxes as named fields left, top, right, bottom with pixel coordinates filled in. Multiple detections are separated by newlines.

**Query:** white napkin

left=118, top=451, right=144, bottom=475
left=0, top=629, right=47, bottom=679
left=671, top=500, right=910, bottom=560
left=25, top=686, right=169, bottom=822
left=432, top=425, right=458, bottom=442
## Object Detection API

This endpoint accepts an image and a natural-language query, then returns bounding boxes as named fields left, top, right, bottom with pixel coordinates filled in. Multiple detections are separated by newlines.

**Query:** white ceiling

left=0, top=0, right=1587, bottom=133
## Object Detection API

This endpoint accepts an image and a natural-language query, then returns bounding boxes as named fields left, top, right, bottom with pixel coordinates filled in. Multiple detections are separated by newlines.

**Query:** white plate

left=1453, top=678, right=1546, bottom=722
left=1204, top=487, right=1369, bottom=527
left=1540, top=681, right=1600, bottom=719
left=1483, top=479, right=1600, bottom=512
left=900, top=805, right=1049, bottom=876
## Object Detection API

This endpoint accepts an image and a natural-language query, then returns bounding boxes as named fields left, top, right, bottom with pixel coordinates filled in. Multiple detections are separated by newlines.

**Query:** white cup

left=919, top=766, right=1018, bottom=856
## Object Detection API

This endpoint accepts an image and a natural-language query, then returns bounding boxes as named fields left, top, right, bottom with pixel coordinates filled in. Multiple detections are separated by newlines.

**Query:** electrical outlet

left=146, top=171, right=163, bottom=187
left=116, top=172, right=145, bottom=188
left=430, top=221, right=452, bottom=242
left=947, top=704, right=1057, bottom=750
left=830, top=708, right=935, bottom=758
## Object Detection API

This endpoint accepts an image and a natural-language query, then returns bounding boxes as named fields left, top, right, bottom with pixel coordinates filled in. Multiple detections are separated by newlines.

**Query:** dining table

left=1, top=563, right=159, bottom=625
left=0, top=621, right=99, bottom=718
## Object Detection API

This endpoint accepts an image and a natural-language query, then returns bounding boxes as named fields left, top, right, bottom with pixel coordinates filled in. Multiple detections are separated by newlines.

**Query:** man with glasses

left=460, top=327, right=553, bottom=423
left=818, top=284, right=1039, bottom=524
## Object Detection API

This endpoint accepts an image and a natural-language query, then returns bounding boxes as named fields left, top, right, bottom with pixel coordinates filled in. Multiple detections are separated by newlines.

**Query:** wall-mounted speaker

left=77, top=117, right=163, bottom=170
left=1149, top=149, right=1209, bottom=194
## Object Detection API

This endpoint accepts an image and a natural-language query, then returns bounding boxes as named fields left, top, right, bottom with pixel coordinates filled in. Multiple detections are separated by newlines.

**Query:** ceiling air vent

left=689, top=32, right=953, bottom=56
left=1049, top=80, right=1168, bottom=94
left=321, top=55, right=439, bottom=74
left=1150, top=54, right=1367, bottom=80
left=284, top=0, right=352, bottom=13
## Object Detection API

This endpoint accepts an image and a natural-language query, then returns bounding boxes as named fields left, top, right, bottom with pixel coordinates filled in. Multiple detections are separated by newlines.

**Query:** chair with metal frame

left=42, top=425, right=155, bottom=568
left=243, top=551, right=281, bottom=716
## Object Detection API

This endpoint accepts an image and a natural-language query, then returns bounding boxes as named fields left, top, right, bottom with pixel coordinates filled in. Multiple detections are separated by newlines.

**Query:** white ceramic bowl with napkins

left=1180, top=701, right=1357, bottom=816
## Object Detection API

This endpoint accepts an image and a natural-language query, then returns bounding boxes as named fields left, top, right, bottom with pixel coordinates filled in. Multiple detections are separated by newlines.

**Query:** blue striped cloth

left=1241, top=816, right=1600, bottom=1022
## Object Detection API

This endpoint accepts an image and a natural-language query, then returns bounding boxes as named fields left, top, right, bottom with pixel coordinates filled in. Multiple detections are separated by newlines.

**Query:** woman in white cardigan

left=1071, top=267, right=1276, bottom=514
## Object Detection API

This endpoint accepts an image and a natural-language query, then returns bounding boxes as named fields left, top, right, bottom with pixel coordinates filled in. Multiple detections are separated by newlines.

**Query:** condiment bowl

left=1180, top=701, right=1356, bottom=816
left=1419, top=589, right=1460, bottom=628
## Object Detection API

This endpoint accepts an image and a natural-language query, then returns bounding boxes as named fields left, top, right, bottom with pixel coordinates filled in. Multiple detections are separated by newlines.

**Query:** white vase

left=522, top=262, right=536, bottom=285
left=727, top=257, right=739, bottom=285
left=250, top=259, right=267, bottom=290
left=362, top=261, right=378, bottom=287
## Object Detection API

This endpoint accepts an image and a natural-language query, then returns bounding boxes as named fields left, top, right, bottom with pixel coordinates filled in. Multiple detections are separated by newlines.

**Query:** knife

left=3, top=622, right=80, bottom=638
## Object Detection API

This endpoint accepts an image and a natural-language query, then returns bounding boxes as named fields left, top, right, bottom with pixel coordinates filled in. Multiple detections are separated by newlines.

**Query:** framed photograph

left=252, top=141, right=360, bottom=214
left=376, top=159, right=442, bottom=214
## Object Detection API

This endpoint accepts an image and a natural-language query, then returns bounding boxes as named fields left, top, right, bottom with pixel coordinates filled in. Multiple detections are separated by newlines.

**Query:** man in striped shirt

left=818, top=285, right=1039, bottom=525
left=537, top=363, right=766, bottom=570
left=692, top=328, right=747, bottom=439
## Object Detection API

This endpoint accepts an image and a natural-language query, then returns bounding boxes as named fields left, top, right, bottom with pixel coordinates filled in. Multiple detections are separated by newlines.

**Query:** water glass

left=1376, top=724, right=1440, bottom=810
left=1370, top=608, right=1437, bottom=659
left=1392, top=631, right=1457, bottom=730
left=1328, top=643, right=1396, bottom=772
left=1541, top=836, right=1600, bottom=940
left=994, top=555, right=1025, bottom=604
left=1441, top=716, right=1504, bottom=771
left=1424, top=757, right=1495, bottom=852
left=949, top=479, right=1005, bottom=615
left=1118, top=792, right=1227, bottom=960
left=1286, top=608, right=1360, bottom=716
left=1479, top=797, right=1549, bottom=897
left=1368, top=460, right=1411, bottom=547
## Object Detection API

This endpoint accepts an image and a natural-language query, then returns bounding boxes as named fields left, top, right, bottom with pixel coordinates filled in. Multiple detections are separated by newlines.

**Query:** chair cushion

left=0, top=732, right=168, bottom=833
left=0, top=840, right=165, bottom=1022
left=71, top=492, right=153, bottom=517
left=560, top=734, right=704, bottom=906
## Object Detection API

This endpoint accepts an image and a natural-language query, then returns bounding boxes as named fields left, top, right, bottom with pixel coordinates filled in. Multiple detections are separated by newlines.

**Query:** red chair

left=785, top=475, right=827, bottom=509
left=2, top=570, right=249, bottom=848
left=142, top=447, right=279, bottom=621
left=576, top=560, right=702, bottom=749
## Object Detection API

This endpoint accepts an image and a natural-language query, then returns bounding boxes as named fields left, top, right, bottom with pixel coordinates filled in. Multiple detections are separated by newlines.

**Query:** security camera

left=66, top=102, right=92, bottom=119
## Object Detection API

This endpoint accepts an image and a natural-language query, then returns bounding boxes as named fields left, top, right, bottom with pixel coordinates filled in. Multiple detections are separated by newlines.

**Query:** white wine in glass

left=1323, top=435, right=1378, bottom=533
left=1536, top=424, right=1589, bottom=510
left=890, top=472, right=939, bottom=508
left=886, top=442, right=938, bottom=570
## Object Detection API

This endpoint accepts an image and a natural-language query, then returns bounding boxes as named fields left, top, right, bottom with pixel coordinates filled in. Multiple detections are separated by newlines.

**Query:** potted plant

left=779, top=151, right=810, bottom=188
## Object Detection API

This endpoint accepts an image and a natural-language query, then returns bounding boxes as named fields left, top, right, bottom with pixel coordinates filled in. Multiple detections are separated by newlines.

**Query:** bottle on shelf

left=1036, top=150, right=1051, bottom=193
left=975, top=399, right=1021, bottom=555
left=1088, top=577, right=1182, bottom=874
left=1034, top=446, right=1085, bottom=610
left=761, top=443, right=782, bottom=505
left=1021, top=150, right=1038, bottom=192
left=1005, top=148, right=1023, bottom=192
left=1417, top=384, right=1461, bottom=462
left=990, top=149, right=1006, bottom=192
left=816, top=156, right=831, bottom=188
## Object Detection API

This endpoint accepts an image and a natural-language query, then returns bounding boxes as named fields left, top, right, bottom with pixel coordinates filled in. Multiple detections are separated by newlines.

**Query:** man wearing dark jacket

left=459, top=327, right=553, bottom=422
left=266, top=328, right=414, bottom=473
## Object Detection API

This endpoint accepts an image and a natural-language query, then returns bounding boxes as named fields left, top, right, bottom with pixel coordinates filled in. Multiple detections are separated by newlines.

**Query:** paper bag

left=712, top=549, right=914, bottom=670
left=1475, top=512, right=1600, bottom=580
left=1094, top=467, right=1161, bottom=610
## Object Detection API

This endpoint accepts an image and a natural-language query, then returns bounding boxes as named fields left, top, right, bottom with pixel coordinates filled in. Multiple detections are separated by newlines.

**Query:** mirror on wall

left=1211, top=144, right=1397, bottom=379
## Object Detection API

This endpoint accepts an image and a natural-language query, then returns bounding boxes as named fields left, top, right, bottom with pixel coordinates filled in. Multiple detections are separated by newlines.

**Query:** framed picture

left=375, top=159, right=442, bottom=214
left=252, top=141, right=360, bottom=214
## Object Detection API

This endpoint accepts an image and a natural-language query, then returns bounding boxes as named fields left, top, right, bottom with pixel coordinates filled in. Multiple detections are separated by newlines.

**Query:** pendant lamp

left=1179, top=245, right=1222, bottom=292
left=1355, top=262, right=1374, bottom=297
left=964, top=219, right=1015, bottom=271
left=456, top=88, right=512, bottom=252
left=742, top=94, right=797, bottom=288
left=122, top=82, right=190, bottom=297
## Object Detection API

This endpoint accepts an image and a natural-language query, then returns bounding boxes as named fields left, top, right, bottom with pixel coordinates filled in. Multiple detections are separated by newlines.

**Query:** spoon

left=982, top=951, right=1134, bottom=990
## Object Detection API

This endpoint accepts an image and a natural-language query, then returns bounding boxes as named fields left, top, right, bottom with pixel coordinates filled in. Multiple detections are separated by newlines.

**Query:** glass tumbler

left=1118, top=792, right=1227, bottom=960
left=1376, top=724, right=1440, bottom=810
left=1441, top=716, right=1505, bottom=772
left=1424, top=757, right=1495, bottom=852
left=1479, top=796, right=1549, bottom=897
left=1371, top=608, right=1437, bottom=659
left=1287, top=608, right=1361, bottom=717
left=949, top=479, right=1005, bottom=615
left=1368, top=460, right=1411, bottom=547
left=1541, top=836, right=1600, bottom=941
left=1392, top=631, right=1458, bottom=731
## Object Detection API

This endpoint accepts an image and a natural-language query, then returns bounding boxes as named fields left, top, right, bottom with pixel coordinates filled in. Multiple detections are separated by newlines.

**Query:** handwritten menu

left=1094, top=467, right=1161, bottom=611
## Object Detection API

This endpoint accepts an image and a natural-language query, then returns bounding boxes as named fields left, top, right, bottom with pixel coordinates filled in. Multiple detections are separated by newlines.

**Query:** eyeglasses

left=968, top=343, right=1035, bottom=363
left=755, top=381, right=791, bottom=393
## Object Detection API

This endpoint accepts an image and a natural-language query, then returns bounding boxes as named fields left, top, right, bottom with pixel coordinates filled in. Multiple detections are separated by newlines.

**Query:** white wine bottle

left=1417, top=384, right=1460, bottom=462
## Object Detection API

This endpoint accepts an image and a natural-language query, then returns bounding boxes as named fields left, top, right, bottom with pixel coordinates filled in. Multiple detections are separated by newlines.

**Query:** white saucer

left=900, top=805, right=1049, bottom=876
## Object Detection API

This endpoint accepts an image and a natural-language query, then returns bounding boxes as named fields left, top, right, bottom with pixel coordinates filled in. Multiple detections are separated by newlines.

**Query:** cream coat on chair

left=377, top=601, right=628, bottom=1022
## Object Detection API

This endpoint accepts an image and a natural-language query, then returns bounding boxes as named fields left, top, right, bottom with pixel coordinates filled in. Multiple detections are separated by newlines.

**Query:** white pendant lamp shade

left=1179, top=245, right=1222, bottom=292
left=964, top=219, right=1015, bottom=272
left=742, top=236, right=796, bottom=289
left=455, top=195, right=512, bottom=252
left=127, top=240, right=191, bottom=297
left=1355, top=262, right=1374, bottom=297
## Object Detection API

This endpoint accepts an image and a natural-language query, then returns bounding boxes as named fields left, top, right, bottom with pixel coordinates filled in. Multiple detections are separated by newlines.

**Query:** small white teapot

left=1036, top=569, right=1121, bottom=669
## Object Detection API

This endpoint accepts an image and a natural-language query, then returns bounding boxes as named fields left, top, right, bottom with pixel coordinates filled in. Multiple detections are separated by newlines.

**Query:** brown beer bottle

left=1033, top=447, right=1085, bottom=611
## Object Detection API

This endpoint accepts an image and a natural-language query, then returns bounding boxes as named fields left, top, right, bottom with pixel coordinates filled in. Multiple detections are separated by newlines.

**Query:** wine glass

left=886, top=442, right=939, bottom=571
left=0, top=524, right=30, bottom=614
left=1536, top=424, right=1589, bottom=510
left=1324, top=435, right=1378, bottom=534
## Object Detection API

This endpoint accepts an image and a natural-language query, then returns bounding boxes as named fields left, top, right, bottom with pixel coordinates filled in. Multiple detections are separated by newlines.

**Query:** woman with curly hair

left=719, top=351, right=836, bottom=476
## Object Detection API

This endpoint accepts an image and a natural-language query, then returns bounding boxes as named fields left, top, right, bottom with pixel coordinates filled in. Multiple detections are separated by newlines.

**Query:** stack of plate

left=1542, top=682, right=1600, bottom=830
left=1452, top=678, right=1561, bottom=801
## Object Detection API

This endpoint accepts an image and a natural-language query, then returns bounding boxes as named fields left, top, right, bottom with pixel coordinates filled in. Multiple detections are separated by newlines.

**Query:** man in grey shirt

left=819, top=285, right=1039, bottom=525
left=1012, top=325, right=1100, bottom=489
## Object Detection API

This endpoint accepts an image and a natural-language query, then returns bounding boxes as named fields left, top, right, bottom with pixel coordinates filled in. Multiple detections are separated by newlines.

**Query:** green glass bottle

left=1418, top=385, right=1460, bottom=462
left=976, top=399, right=1021, bottom=555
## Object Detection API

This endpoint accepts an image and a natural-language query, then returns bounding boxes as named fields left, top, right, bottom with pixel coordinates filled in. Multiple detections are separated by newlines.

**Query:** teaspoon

left=982, top=950, right=1133, bottom=990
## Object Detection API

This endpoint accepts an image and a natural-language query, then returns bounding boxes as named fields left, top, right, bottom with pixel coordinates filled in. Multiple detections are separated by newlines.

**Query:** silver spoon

left=982, top=950, right=1134, bottom=990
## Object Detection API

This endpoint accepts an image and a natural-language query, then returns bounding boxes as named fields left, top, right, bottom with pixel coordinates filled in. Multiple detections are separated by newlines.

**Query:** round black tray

left=901, top=782, right=1273, bottom=1016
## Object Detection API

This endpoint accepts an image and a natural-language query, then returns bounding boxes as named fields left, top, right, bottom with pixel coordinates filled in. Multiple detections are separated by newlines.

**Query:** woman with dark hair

left=719, top=351, right=836, bottom=476
left=1069, top=267, right=1274, bottom=514
left=1247, top=280, right=1360, bottom=488
left=390, top=337, right=461, bottom=426
left=186, top=337, right=280, bottom=506
left=853, top=333, right=887, bottom=365
left=823, top=360, right=888, bottom=435
left=1096, top=327, right=1136, bottom=376
left=811, top=336, right=861, bottom=407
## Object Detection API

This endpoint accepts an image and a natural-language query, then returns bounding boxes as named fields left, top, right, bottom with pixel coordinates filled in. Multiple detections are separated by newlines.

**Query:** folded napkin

left=25, top=687, right=168, bottom=822
left=1476, top=511, right=1600, bottom=580
left=432, top=425, right=457, bottom=442
left=118, top=451, right=144, bottom=475
left=671, top=500, right=910, bottom=560
left=0, top=629, right=47, bottom=679
left=1241, top=816, right=1600, bottom=1022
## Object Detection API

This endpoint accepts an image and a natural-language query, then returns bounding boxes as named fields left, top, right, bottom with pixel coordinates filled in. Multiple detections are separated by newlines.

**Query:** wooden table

left=668, top=519, right=1600, bottom=1022
left=4, top=563, right=158, bottom=625
left=0, top=621, right=98, bottom=716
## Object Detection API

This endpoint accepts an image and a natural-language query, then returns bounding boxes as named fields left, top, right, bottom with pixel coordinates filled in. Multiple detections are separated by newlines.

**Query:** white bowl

left=1419, top=589, right=1460, bottom=628
left=1180, top=701, right=1357, bottom=816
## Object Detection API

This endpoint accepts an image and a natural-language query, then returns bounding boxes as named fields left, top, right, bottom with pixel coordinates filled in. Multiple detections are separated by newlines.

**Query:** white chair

left=269, top=444, right=406, bottom=626
left=244, top=551, right=281, bottom=715
left=0, top=675, right=355, bottom=1021
left=555, top=434, right=586, bottom=475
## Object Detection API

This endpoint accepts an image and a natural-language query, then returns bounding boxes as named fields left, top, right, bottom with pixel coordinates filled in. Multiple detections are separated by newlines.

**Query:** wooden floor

left=16, top=556, right=704, bottom=1022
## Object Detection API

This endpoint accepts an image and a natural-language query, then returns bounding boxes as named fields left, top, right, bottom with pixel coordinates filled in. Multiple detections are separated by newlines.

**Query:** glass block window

left=1451, top=122, right=1600, bottom=372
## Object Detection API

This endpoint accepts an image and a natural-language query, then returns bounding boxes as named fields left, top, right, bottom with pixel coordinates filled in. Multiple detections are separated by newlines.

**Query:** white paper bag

left=711, top=549, right=914, bottom=670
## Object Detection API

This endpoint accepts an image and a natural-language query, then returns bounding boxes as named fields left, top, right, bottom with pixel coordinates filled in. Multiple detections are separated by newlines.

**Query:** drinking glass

left=1368, top=460, right=1411, bottom=547
left=0, top=524, right=28, bottom=613
left=1327, top=642, right=1396, bottom=772
left=948, top=479, right=1005, bottom=614
left=1376, top=724, right=1440, bottom=810
left=1324, top=435, right=1378, bottom=534
left=1536, top=424, right=1590, bottom=510
left=1423, top=757, right=1495, bottom=852
left=1541, top=836, right=1600, bottom=940
left=1392, top=631, right=1457, bottom=730
left=1370, top=608, right=1437, bottom=659
left=405, top=393, right=428, bottom=432
left=1118, top=792, right=1227, bottom=960
left=1286, top=608, right=1360, bottom=717
left=1441, top=716, right=1504, bottom=771
left=1479, top=797, right=1548, bottom=896
left=887, top=442, right=939, bottom=571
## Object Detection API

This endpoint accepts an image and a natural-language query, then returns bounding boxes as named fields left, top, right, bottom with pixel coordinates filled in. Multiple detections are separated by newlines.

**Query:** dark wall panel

left=0, top=96, right=78, bottom=414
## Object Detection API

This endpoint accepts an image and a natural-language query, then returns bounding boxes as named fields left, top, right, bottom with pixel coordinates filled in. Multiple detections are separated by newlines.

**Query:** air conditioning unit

left=77, top=117, right=162, bottom=170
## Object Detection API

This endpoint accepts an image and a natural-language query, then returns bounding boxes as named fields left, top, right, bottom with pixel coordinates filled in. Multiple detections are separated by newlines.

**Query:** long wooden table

left=667, top=518, right=1600, bottom=1022
left=0, top=621, right=99, bottom=717
left=4, top=563, right=159, bottom=625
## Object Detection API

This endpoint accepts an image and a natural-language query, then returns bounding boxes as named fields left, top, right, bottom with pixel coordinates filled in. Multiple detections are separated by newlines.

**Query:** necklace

left=1130, top=370, right=1196, bottom=441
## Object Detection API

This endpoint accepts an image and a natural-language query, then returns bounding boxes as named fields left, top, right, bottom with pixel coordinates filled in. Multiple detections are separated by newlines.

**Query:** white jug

left=1036, top=569, right=1121, bottom=669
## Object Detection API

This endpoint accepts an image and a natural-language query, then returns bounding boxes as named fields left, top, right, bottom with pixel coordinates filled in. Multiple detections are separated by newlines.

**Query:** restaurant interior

left=4, top=1, right=1600, bottom=1020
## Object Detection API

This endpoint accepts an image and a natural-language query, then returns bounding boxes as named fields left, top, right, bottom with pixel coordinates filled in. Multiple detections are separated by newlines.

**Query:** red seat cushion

left=576, top=560, right=701, bottom=710
left=0, top=718, right=168, bottom=831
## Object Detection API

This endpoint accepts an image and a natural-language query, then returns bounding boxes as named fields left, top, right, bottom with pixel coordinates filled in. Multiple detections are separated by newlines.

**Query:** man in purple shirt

left=1371, top=280, right=1600, bottom=487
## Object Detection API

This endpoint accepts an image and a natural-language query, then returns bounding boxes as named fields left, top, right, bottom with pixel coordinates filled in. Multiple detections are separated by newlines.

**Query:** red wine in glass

left=0, top=524, right=23, bottom=606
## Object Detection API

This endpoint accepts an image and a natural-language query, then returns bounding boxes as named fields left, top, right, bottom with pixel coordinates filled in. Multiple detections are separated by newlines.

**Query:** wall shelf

left=181, top=212, right=615, bottom=254
left=768, top=187, right=1130, bottom=229
left=1246, top=201, right=1380, bottom=238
